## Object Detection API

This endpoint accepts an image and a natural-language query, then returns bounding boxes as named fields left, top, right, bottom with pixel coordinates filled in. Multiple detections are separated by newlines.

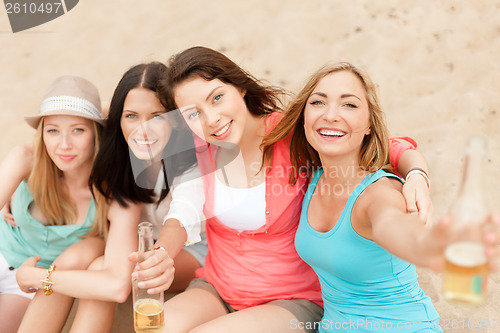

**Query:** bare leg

left=162, top=288, right=227, bottom=333
left=191, top=304, right=306, bottom=333
left=70, top=298, right=116, bottom=333
left=18, top=237, right=105, bottom=333
left=20, top=288, right=74, bottom=333
left=69, top=257, right=115, bottom=333
left=168, top=249, right=200, bottom=292
left=0, top=294, right=31, bottom=333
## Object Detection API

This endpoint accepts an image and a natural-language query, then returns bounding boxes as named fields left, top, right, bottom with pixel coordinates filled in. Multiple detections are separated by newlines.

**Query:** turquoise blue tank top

left=296, top=169, right=442, bottom=332
left=0, top=180, right=95, bottom=268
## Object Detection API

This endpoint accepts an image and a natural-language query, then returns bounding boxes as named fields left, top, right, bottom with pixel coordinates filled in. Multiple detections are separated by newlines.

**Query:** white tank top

left=213, top=173, right=266, bottom=233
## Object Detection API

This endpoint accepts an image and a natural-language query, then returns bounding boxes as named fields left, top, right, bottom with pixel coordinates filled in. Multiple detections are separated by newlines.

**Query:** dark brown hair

left=159, top=46, right=286, bottom=117
left=90, top=62, right=197, bottom=206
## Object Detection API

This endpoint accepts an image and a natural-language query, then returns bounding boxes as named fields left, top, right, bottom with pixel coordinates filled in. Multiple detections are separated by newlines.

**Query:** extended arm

left=360, top=178, right=445, bottom=271
left=358, top=176, right=499, bottom=273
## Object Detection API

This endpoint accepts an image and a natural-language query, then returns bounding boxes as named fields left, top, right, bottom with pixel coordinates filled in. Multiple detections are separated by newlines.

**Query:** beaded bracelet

left=405, top=167, right=430, bottom=189
left=40, top=264, right=56, bottom=296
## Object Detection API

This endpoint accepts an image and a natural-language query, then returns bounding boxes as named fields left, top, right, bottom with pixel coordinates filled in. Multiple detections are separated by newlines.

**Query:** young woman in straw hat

left=0, top=75, right=109, bottom=333
left=133, top=46, right=433, bottom=333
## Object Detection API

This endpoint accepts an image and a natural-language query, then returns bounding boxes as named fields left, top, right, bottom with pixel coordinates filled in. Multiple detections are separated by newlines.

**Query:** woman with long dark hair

left=92, top=62, right=206, bottom=291
left=17, top=63, right=206, bottom=332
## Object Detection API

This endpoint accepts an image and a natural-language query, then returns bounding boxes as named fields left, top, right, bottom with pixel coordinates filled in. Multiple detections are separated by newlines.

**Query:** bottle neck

left=453, top=148, right=487, bottom=225
left=458, top=155, right=484, bottom=199
left=138, top=222, right=154, bottom=259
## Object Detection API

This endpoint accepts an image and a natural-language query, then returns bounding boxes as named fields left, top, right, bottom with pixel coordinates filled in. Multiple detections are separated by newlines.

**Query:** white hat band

left=38, top=96, right=102, bottom=120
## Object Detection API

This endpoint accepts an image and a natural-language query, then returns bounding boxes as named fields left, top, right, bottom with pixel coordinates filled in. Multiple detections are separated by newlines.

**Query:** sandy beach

left=1, top=0, right=499, bottom=332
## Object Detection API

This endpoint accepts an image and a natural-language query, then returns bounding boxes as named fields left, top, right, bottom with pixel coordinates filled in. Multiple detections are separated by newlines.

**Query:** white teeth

left=319, top=129, right=346, bottom=137
left=135, top=139, right=158, bottom=146
left=214, top=122, right=231, bottom=136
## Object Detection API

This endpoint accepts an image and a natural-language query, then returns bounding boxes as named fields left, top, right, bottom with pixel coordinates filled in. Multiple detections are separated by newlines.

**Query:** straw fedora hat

left=24, top=75, right=104, bottom=129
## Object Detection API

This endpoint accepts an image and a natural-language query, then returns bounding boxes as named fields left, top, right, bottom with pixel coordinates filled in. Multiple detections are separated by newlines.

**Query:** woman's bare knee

left=168, top=250, right=200, bottom=292
left=163, top=289, right=226, bottom=333
left=86, top=256, right=105, bottom=271
left=53, top=237, right=105, bottom=270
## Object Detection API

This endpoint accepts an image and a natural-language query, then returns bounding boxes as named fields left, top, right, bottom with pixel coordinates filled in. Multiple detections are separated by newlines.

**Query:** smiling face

left=120, top=88, right=172, bottom=161
left=303, top=70, right=371, bottom=164
left=173, top=76, right=251, bottom=146
left=43, top=115, right=96, bottom=173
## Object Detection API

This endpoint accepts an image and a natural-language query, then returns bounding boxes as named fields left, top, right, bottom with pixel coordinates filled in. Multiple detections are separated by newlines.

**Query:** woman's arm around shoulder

left=0, top=144, right=34, bottom=208
left=390, top=138, right=433, bottom=224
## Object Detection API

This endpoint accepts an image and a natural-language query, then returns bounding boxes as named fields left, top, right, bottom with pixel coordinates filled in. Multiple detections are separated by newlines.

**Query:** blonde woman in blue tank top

left=265, top=62, right=497, bottom=332
left=0, top=76, right=107, bottom=332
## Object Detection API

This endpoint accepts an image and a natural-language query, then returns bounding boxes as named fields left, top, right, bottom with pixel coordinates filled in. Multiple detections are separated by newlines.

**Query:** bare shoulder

left=364, top=175, right=402, bottom=196
left=357, top=175, right=405, bottom=211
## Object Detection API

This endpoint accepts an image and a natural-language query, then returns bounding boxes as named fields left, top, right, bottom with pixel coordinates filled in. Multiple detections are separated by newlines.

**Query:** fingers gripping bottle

left=133, top=222, right=165, bottom=332
left=443, top=135, right=489, bottom=306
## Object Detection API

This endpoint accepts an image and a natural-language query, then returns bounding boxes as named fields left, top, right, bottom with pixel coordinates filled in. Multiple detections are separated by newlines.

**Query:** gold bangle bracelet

left=40, top=264, right=56, bottom=296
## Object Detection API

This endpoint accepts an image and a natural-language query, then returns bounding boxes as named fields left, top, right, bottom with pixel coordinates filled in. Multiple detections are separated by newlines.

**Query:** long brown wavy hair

left=262, top=62, right=391, bottom=184
left=159, top=46, right=286, bottom=118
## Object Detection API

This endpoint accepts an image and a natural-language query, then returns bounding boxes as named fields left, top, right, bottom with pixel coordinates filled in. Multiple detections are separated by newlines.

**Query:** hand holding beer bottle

left=133, top=222, right=165, bottom=333
left=443, top=135, right=491, bottom=306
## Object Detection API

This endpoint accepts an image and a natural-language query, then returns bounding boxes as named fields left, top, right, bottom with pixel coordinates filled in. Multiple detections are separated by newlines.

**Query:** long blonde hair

left=28, top=119, right=109, bottom=239
left=262, top=62, right=391, bottom=184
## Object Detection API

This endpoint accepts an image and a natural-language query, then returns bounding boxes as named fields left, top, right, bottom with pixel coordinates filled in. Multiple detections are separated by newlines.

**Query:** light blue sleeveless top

left=0, top=180, right=95, bottom=268
left=296, top=169, right=442, bottom=332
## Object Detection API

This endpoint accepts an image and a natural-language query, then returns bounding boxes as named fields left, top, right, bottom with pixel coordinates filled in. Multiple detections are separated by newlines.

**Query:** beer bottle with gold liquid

left=133, top=222, right=165, bottom=333
left=443, top=135, right=489, bottom=306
